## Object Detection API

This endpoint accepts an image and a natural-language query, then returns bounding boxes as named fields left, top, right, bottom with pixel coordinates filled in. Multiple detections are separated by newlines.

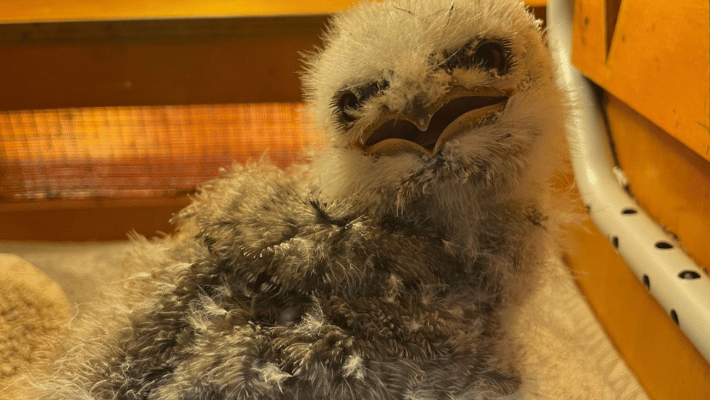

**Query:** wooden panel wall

left=0, top=0, right=357, bottom=22
left=0, top=16, right=328, bottom=110
left=572, top=0, right=710, bottom=162
left=607, top=95, right=710, bottom=273
left=0, top=197, right=189, bottom=241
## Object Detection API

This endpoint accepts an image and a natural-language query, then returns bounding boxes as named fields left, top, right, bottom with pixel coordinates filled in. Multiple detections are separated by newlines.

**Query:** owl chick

left=27, top=0, right=567, bottom=399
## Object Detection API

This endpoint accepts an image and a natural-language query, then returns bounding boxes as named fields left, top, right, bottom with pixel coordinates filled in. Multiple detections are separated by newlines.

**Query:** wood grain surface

left=0, top=1, right=546, bottom=23
left=572, top=0, right=710, bottom=162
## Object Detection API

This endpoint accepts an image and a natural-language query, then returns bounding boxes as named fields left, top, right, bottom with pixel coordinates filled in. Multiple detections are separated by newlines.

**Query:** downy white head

left=303, top=0, right=567, bottom=218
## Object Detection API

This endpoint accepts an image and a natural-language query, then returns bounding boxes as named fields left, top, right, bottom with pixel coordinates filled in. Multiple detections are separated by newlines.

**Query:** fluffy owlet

left=27, top=0, right=568, bottom=399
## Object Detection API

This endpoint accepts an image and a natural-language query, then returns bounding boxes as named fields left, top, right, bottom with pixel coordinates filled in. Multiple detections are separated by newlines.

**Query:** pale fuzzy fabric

left=512, top=262, right=649, bottom=400
left=0, top=242, right=130, bottom=316
left=0, top=253, right=71, bottom=398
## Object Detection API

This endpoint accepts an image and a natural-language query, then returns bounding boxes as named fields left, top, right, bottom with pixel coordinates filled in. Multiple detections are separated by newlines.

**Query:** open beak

left=353, top=86, right=509, bottom=156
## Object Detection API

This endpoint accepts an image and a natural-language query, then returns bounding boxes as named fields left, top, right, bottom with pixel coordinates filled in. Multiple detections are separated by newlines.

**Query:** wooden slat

left=0, top=104, right=315, bottom=164
left=0, top=197, right=189, bottom=241
left=0, top=0, right=357, bottom=23
left=572, top=0, right=710, bottom=162
left=0, top=0, right=545, bottom=23
left=570, top=0, right=606, bottom=71
left=607, top=95, right=710, bottom=272
left=0, top=103, right=325, bottom=200
left=0, top=16, right=327, bottom=110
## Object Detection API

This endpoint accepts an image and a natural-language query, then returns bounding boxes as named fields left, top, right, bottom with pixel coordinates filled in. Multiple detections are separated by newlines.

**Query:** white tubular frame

left=547, top=0, right=710, bottom=362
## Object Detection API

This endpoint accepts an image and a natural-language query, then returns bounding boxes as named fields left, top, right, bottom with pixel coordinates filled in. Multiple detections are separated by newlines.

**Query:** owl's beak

left=355, top=87, right=509, bottom=156
left=401, top=97, right=431, bottom=131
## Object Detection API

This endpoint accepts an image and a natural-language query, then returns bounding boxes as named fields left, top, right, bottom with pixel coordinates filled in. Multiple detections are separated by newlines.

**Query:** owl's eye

left=473, top=41, right=509, bottom=75
left=334, top=81, right=389, bottom=125
left=337, top=90, right=359, bottom=123
left=442, top=40, right=510, bottom=75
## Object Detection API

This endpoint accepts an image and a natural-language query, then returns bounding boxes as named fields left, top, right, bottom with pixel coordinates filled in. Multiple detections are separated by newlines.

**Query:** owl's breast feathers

left=114, top=163, right=527, bottom=398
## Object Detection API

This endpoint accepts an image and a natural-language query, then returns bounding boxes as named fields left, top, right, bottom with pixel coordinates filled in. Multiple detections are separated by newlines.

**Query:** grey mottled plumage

left=26, top=0, right=569, bottom=399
